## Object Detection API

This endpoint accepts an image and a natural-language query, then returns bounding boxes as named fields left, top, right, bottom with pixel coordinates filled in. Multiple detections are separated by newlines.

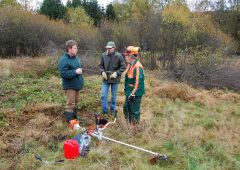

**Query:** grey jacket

left=99, top=51, right=126, bottom=83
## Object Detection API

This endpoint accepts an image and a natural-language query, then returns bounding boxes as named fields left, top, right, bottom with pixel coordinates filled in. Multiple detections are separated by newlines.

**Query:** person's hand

left=76, top=68, right=82, bottom=74
left=102, top=71, right=107, bottom=80
left=128, top=94, right=135, bottom=101
left=110, top=72, right=117, bottom=79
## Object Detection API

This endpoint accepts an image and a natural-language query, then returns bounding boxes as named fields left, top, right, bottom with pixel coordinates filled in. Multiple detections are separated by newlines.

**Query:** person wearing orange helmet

left=123, top=46, right=145, bottom=128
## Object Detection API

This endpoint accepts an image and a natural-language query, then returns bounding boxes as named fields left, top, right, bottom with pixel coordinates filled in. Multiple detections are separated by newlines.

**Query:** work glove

left=102, top=71, right=107, bottom=80
left=128, top=94, right=135, bottom=101
left=110, top=72, right=117, bottom=79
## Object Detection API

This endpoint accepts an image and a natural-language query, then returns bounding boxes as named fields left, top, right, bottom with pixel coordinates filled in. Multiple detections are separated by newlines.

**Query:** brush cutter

left=87, top=113, right=168, bottom=162
left=36, top=113, right=167, bottom=164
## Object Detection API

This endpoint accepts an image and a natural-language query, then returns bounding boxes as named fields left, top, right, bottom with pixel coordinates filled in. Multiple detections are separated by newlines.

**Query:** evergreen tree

left=40, top=0, right=66, bottom=20
left=71, top=0, right=81, bottom=8
left=67, top=0, right=104, bottom=26
left=106, top=3, right=116, bottom=21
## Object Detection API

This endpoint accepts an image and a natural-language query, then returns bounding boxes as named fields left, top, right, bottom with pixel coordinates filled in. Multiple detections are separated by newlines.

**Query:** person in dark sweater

left=58, top=40, right=84, bottom=123
left=99, top=41, right=126, bottom=117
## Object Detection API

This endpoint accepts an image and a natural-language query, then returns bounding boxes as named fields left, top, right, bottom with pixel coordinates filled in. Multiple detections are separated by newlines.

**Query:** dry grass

left=0, top=56, right=58, bottom=77
left=144, top=72, right=240, bottom=107
left=0, top=58, right=240, bottom=169
left=0, top=102, right=66, bottom=161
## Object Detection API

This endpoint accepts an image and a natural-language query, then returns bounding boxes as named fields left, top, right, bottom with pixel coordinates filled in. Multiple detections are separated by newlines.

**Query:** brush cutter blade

left=149, top=154, right=168, bottom=164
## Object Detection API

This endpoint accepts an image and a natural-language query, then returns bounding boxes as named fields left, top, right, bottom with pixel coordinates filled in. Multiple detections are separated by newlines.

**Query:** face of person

left=68, top=45, right=78, bottom=56
left=106, top=47, right=115, bottom=54
left=125, top=54, right=133, bottom=63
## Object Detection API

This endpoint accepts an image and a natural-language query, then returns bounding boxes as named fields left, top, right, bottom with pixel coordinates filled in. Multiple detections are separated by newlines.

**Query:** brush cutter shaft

left=101, top=135, right=161, bottom=157
left=77, top=118, right=167, bottom=159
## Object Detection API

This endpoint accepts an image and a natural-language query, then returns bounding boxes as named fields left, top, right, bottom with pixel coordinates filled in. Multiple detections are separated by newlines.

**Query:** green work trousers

left=123, top=96, right=142, bottom=124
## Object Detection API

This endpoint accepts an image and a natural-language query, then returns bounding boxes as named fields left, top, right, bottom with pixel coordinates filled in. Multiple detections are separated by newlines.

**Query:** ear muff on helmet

left=132, top=47, right=141, bottom=54
left=124, top=46, right=141, bottom=56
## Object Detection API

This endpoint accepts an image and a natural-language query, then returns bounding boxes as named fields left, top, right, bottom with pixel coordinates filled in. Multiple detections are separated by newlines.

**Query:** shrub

left=171, top=47, right=240, bottom=91
left=0, top=6, right=73, bottom=57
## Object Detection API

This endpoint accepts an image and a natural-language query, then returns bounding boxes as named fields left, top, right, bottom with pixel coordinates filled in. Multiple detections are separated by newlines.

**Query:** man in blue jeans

left=99, top=41, right=126, bottom=117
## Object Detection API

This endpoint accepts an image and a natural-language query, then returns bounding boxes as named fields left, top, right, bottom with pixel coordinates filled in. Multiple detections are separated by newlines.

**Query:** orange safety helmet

left=124, top=46, right=141, bottom=56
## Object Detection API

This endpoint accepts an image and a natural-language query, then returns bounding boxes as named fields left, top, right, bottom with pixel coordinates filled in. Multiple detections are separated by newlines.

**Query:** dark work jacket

left=58, top=53, right=84, bottom=90
left=99, top=51, right=126, bottom=84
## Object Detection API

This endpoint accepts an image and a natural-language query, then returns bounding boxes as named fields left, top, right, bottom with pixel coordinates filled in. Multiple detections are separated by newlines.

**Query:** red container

left=64, top=139, right=80, bottom=159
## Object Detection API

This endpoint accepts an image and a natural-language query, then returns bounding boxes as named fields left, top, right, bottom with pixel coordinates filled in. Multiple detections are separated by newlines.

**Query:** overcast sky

left=19, top=0, right=113, bottom=9
left=60, top=0, right=112, bottom=7
left=19, top=0, right=196, bottom=10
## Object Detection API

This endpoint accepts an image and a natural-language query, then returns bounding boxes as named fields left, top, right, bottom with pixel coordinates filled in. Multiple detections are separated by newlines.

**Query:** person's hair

left=65, top=40, right=77, bottom=52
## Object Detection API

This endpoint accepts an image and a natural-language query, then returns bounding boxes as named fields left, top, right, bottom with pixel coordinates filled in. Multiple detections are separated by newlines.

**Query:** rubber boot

left=73, top=109, right=79, bottom=120
left=64, top=111, right=74, bottom=123
left=73, top=108, right=85, bottom=125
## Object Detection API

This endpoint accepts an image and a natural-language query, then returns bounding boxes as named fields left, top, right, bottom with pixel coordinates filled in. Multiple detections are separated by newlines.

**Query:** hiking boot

left=73, top=111, right=79, bottom=120
left=73, top=107, right=79, bottom=120
left=64, top=111, right=74, bottom=123
left=73, top=111, right=85, bottom=124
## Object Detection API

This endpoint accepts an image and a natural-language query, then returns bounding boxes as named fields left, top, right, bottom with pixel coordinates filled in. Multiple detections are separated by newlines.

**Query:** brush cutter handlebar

left=98, top=118, right=116, bottom=130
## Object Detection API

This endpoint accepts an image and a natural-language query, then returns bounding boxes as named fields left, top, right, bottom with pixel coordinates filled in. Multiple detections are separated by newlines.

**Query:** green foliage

left=68, top=0, right=81, bottom=8
left=0, top=111, right=6, bottom=127
left=236, top=154, right=240, bottom=161
left=162, top=1, right=191, bottom=25
left=0, top=57, right=64, bottom=115
left=185, top=141, right=235, bottom=169
left=112, top=1, right=130, bottom=21
left=65, top=7, right=93, bottom=30
left=213, top=10, right=240, bottom=54
left=81, top=0, right=104, bottom=26
left=40, top=0, right=66, bottom=20
left=64, top=6, right=99, bottom=50
left=0, top=75, right=64, bottom=113
left=78, top=77, right=101, bottom=111
left=67, top=0, right=104, bottom=26
left=0, top=0, right=18, bottom=7
left=106, top=3, right=116, bottom=21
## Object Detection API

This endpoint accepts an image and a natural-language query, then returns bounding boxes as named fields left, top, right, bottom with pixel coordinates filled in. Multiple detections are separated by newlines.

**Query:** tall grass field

left=0, top=57, right=240, bottom=170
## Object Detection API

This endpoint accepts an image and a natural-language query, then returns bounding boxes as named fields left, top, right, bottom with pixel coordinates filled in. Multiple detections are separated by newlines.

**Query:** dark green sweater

left=58, top=53, right=84, bottom=90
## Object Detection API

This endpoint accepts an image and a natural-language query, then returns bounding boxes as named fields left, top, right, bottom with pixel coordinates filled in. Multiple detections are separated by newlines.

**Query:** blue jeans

left=101, top=81, right=119, bottom=113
